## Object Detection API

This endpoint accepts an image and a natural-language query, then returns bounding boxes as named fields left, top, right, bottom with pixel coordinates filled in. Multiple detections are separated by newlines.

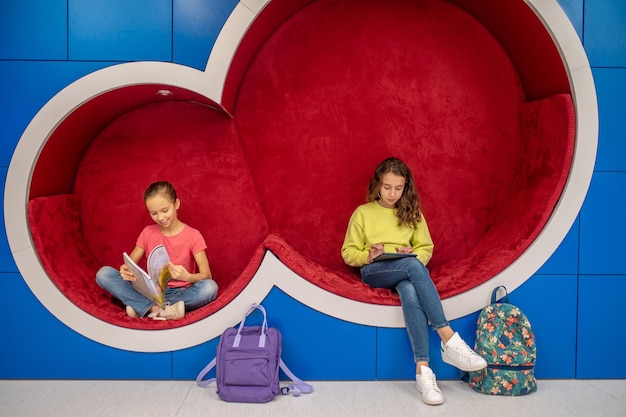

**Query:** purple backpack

left=196, top=304, right=313, bottom=403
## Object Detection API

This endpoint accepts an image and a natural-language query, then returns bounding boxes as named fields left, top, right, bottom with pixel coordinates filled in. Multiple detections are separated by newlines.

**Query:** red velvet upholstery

left=28, top=193, right=268, bottom=329
left=27, top=0, right=575, bottom=329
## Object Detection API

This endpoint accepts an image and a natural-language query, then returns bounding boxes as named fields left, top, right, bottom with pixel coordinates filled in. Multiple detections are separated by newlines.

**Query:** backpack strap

left=196, top=357, right=315, bottom=395
left=234, top=303, right=268, bottom=347
left=197, top=304, right=268, bottom=387
left=195, top=357, right=216, bottom=388
left=279, top=358, right=314, bottom=396
left=491, top=286, right=509, bottom=304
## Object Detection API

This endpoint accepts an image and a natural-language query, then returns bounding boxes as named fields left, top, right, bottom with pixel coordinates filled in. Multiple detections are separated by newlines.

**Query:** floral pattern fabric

left=469, top=300, right=537, bottom=396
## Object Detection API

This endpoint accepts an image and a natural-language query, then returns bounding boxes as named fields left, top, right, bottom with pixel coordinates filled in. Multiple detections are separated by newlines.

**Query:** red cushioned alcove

left=27, top=0, right=574, bottom=330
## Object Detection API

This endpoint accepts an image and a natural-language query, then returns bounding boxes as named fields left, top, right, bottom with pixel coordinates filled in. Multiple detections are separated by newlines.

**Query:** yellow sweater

left=341, top=201, right=434, bottom=267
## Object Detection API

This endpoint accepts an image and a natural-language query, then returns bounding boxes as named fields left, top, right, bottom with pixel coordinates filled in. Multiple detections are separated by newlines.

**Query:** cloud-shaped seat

left=26, top=0, right=574, bottom=330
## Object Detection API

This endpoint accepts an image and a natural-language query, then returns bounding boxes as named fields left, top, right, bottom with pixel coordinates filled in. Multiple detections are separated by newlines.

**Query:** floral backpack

left=469, top=286, right=537, bottom=396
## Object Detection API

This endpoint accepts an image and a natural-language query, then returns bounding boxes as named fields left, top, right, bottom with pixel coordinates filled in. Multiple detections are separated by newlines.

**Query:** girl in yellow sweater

left=341, top=157, right=486, bottom=405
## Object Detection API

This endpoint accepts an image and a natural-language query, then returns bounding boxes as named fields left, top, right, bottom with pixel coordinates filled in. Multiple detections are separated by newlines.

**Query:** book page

left=147, top=244, right=171, bottom=297
left=123, top=251, right=162, bottom=306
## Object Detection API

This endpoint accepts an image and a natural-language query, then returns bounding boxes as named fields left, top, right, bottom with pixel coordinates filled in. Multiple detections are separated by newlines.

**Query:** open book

left=123, top=244, right=171, bottom=307
left=372, top=252, right=417, bottom=262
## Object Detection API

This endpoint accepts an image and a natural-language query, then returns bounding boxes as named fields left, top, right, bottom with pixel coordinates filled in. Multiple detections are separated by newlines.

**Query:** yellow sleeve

left=341, top=209, right=370, bottom=267
left=411, top=214, right=434, bottom=266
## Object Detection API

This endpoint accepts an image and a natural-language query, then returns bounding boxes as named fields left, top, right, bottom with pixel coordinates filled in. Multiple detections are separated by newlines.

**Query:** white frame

left=4, top=0, right=597, bottom=352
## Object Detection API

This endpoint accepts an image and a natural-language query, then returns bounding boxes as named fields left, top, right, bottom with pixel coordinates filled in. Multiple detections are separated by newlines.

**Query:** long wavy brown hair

left=366, top=157, right=422, bottom=228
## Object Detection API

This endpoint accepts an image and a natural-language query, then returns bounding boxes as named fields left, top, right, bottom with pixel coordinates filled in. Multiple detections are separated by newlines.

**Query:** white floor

left=2, top=379, right=626, bottom=417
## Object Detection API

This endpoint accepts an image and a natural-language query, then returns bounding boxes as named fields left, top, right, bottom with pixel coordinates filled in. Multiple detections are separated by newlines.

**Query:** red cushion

left=27, top=0, right=575, bottom=328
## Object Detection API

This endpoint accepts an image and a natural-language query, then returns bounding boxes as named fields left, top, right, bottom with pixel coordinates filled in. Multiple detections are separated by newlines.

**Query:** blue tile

left=592, top=68, right=626, bottom=172
left=1, top=274, right=172, bottom=379
left=578, top=275, right=626, bottom=378
left=579, top=172, right=626, bottom=275
left=584, top=0, right=626, bottom=67
left=537, top=217, right=579, bottom=275
left=0, top=168, right=18, bottom=273
left=260, top=288, right=377, bottom=380
left=1, top=0, right=625, bottom=382
left=68, top=0, right=172, bottom=61
left=0, top=0, right=67, bottom=60
left=173, top=337, right=219, bottom=380
left=0, top=61, right=116, bottom=166
left=173, top=0, right=239, bottom=71
left=557, top=0, right=583, bottom=40
left=511, top=275, right=577, bottom=378
left=377, top=311, right=480, bottom=380
left=376, top=327, right=415, bottom=380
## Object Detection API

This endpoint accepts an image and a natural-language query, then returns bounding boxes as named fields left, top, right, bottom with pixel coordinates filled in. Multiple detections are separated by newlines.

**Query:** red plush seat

left=27, top=0, right=574, bottom=329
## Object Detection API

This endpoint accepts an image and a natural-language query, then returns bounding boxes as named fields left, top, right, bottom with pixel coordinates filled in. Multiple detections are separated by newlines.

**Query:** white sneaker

left=147, top=301, right=185, bottom=321
left=416, top=366, right=444, bottom=405
left=158, top=301, right=185, bottom=320
left=441, top=332, right=487, bottom=372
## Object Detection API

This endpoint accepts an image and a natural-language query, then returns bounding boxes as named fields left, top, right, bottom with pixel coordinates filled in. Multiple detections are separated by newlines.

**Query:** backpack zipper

left=487, top=364, right=534, bottom=371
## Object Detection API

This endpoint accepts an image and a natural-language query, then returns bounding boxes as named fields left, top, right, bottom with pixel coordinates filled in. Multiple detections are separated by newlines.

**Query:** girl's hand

left=395, top=246, right=414, bottom=254
left=367, top=243, right=385, bottom=263
left=167, top=262, right=191, bottom=282
left=120, top=264, right=136, bottom=282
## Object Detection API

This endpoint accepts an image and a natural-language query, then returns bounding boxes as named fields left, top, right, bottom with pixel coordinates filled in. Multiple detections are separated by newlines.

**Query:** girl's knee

left=395, top=279, right=414, bottom=293
left=199, top=279, right=219, bottom=302
left=407, top=257, right=426, bottom=269
left=406, top=258, right=431, bottom=278
left=95, top=265, right=118, bottom=286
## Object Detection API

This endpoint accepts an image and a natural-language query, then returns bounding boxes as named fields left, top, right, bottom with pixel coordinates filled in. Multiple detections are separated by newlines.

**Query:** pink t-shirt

left=136, top=224, right=207, bottom=288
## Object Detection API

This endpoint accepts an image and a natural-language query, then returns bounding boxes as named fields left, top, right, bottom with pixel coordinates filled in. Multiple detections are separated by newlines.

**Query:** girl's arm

left=411, top=216, right=434, bottom=266
left=341, top=212, right=371, bottom=267
left=168, top=249, right=213, bottom=283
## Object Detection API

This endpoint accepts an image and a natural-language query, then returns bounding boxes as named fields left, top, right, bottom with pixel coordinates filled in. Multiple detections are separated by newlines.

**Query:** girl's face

left=145, top=194, right=180, bottom=230
left=378, top=172, right=406, bottom=208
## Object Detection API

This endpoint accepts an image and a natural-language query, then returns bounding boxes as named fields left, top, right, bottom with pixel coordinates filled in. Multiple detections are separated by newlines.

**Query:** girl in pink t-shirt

left=96, top=181, right=218, bottom=320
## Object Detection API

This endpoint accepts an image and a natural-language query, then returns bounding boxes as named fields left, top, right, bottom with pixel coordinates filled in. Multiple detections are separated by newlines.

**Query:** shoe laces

left=450, top=340, right=477, bottom=360
left=160, top=302, right=184, bottom=319
left=419, top=372, right=441, bottom=394
left=148, top=306, right=166, bottom=321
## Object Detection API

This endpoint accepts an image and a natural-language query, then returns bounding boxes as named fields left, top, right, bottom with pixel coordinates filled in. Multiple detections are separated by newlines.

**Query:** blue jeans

left=96, top=266, right=218, bottom=317
left=361, top=257, right=448, bottom=363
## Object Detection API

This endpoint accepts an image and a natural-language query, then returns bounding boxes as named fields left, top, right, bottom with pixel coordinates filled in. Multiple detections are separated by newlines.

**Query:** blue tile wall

left=579, top=172, right=626, bottom=275
left=592, top=68, right=626, bottom=172
left=175, top=287, right=378, bottom=381
left=0, top=0, right=67, bottom=60
left=262, top=288, right=378, bottom=380
left=537, top=217, right=580, bottom=275
left=2, top=274, right=173, bottom=379
left=0, top=61, right=115, bottom=166
left=0, top=168, right=16, bottom=272
left=173, top=337, right=220, bottom=380
left=173, top=0, right=240, bottom=70
left=578, top=275, right=626, bottom=378
left=512, top=275, right=578, bottom=379
left=1, top=0, right=625, bottom=380
left=584, top=0, right=626, bottom=67
left=68, top=0, right=173, bottom=61
left=376, top=312, right=481, bottom=381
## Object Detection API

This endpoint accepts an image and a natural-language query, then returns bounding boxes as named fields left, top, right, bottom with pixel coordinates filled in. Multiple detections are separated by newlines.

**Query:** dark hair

left=144, top=181, right=177, bottom=203
left=366, top=157, right=422, bottom=228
